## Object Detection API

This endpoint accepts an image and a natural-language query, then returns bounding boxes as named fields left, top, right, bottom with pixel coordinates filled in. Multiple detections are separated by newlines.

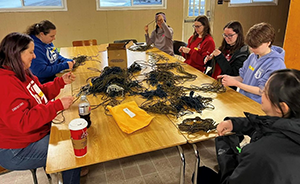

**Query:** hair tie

left=35, top=24, right=39, bottom=28
left=155, top=13, right=166, bottom=23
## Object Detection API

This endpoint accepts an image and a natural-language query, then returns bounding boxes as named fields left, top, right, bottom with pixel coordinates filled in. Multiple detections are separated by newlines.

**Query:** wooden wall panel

left=0, top=0, right=184, bottom=47
left=213, top=0, right=290, bottom=47
left=283, top=0, right=300, bottom=69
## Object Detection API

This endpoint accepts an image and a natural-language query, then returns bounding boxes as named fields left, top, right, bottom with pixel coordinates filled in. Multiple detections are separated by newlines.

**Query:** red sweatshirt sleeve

left=34, top=76, right=66, bottom=100
left=0, top=77, right=64, bottom=134
left=185, top=35, right=215, bottom=72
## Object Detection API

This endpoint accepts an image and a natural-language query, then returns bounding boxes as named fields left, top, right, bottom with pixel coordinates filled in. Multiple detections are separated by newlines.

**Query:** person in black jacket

left=214, top=69, right=300, bottom=184
left=204, top=21, right=249, bottom=80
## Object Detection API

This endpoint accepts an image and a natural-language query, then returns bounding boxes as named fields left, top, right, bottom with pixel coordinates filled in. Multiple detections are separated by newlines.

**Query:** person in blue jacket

left=219, top=22, right=286, bottom=103
left=26, top=20, right=75, bottom=83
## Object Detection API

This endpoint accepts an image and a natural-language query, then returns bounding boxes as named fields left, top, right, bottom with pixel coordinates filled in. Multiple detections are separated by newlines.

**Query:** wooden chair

left=173, top=40, right=187, bottom=55
left=72, top=39, right=97, bottom=47
left=0, top=166, right=9, bottom=175
left=114, top=39, right=137, bottom=44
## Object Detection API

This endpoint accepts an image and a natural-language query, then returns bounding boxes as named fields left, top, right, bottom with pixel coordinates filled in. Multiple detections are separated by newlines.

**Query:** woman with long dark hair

left=179, top=15, right=215, bottom=72
left=204, top=21, right=249, bottom=79
left=0, top=32, right=80, bottom=184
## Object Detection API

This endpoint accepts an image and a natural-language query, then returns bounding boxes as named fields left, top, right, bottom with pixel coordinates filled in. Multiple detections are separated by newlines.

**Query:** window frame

left=96, top=0, right=167, bottom=11
left=187, top=0, right=206, bottom=18
left=229, top=0, right=278, bottom=7
left=0, top=0, right=67, bottom=12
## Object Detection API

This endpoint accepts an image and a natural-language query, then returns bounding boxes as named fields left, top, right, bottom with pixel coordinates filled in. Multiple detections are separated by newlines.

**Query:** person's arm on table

left=219, top=75, right=261, bottom=96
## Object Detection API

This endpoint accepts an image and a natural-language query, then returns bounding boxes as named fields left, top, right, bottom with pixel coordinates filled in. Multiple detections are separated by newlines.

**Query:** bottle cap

left=81, top=95, right=87, bottom=100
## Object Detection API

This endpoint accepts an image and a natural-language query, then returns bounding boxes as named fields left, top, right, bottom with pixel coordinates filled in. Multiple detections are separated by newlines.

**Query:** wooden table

left=166, top=63, right=265, bottom=143
left=46, top=45, right=187, bottom=183
left=46, top=44, right=265, bottom=183
left=161, top=59, right=265, bottom=183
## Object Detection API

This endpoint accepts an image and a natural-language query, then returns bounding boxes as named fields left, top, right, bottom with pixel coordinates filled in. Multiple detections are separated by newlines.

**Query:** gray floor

left=0, top=140, right=218, bottom=184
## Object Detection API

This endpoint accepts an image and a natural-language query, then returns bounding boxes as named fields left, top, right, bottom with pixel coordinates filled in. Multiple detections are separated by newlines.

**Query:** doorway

left=182, top=0, right=215, bottom=42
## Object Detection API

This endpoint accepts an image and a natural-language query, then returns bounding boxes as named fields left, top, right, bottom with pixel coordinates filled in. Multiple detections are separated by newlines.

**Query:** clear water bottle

left=78, top=95, right=92, bottom=128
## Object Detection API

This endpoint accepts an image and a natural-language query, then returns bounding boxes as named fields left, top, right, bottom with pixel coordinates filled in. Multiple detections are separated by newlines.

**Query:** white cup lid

left=69, top=118, right=88, bottom=130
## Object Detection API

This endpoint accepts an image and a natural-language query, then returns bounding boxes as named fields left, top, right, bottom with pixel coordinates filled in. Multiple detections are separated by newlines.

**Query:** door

left=182, top=0, right=215, bottom=42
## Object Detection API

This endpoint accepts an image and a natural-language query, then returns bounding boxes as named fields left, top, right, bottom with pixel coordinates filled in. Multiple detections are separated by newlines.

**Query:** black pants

left=192, top=166, right=219, bottom=184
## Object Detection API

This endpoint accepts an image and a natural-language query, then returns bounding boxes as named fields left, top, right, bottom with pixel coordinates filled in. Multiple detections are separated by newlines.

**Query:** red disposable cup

left=69, top=118, right=88, bottom=157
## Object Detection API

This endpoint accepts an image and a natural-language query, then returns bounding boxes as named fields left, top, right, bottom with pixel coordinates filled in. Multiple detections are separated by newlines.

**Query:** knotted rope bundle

left=178, top=116, right=216, bottom=134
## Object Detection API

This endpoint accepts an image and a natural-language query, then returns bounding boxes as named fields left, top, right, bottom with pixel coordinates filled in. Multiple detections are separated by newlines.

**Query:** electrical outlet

left=278, top=29, right=281, bottom=33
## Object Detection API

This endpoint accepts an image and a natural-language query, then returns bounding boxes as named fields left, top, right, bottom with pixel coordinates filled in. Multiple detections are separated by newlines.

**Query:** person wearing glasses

left=179, top=15, right=215, bottom=72
left=26, top=20, right=75, bottom=84
left=219, top=22, right=286, bottom=103
left=204, top=21, right=249, bottom=81
left=145, top=12, right=174, bottom=55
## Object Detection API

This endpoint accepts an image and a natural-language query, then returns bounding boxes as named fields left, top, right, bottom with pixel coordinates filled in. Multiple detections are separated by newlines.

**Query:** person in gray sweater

left=144, top=12, right=174, bottom=56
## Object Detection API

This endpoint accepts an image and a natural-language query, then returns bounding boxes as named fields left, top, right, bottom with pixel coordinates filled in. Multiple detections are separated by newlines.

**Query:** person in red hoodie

left=179, top=15, right=215, bottom=72
left=0, top=32, right=80, bottom=184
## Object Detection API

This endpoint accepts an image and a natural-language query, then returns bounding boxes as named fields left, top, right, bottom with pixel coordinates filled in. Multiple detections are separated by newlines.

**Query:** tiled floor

left=0, top=140, right=218, bottom=184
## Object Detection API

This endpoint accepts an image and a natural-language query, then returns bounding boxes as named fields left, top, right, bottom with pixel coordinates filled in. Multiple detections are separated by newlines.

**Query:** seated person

left=179, top=15, right=215, bottom=72
left=0, top=32, right=80, bottom=184
left=204, top=21, right=249, bottom=80
left=219, top=22, right=286, bottom=103
left=215, top=69, right=300, bottom=184
left=145, top=12, right=174, bottom=56
left=26, top=20, right=75, bottom=83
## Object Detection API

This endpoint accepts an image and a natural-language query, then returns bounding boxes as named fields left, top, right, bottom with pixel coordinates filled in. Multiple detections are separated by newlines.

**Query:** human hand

left=156, top=14, right=164, bottom=27
left=144, top=25, right=149, bottom=34
left=219, top=75, right=238, bottom=87
left=204, top=54, right=213, bottom=64
left=62, top=72, right=76, bottom=84
left=212, top=49, right=221, bottom=57
left=67, top=60, right=75, bottom=69
left=179, top=46, right=184, bottom=53
left=217, top=120, right=233, bottom=136
left=180, top=47, right=191, bottom=54
left=60, top=96, right=74, bottom=110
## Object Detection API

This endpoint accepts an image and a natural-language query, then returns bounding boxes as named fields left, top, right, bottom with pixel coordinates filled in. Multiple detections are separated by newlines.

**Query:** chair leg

left=43, top=167, right=52, bottom=182
left=30, top=169, right=38, bottom=184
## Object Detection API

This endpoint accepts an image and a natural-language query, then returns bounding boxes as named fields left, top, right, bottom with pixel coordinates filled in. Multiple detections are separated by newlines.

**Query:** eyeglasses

left=192, top=25, right=203, bottom=29
left=222, top=33, right=236, bottom=39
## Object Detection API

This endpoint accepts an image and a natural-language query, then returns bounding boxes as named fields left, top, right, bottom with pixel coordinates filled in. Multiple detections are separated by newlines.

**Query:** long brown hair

left=219, top=21, right=245, bottom=54
left=190, top=15, right=211, bottom=44
left=0, top=32, right=34, bottom=82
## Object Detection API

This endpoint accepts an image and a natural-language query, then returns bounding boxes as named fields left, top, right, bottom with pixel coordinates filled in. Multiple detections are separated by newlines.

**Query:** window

left=188, top=0, right=205, bottom=17
left=0, top=0, right=67, bottom=12
left=97, top=0, right=166, bottom=10
left=230, top=0, right=278, bottom=7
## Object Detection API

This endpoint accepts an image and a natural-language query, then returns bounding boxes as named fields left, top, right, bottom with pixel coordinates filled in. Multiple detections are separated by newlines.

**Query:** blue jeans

left=0, top=134, right=81, bottom=184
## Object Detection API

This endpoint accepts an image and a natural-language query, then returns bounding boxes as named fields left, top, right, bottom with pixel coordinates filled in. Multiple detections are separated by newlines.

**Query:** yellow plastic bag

left=107, top=101, right=154, bottom=134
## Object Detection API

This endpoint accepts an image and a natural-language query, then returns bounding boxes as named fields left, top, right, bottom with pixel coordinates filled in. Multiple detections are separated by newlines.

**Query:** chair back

left=0, top=166, right=9, bottom=175
left=72, top=39, right=97, bottom=47
left=173, top=40, right=187, bottom=55
left=114, top=39, right=137, bottom=44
